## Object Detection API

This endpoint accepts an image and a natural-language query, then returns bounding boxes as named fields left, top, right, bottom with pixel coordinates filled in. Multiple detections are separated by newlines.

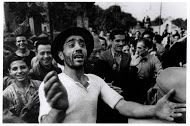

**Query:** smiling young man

left=38, top=27, right=185, bottom=123
left=30, top=39, right=62, bottom=81
left=14, top=35, right=36, bottom=67
left=3, top=55, right=41, bottom=123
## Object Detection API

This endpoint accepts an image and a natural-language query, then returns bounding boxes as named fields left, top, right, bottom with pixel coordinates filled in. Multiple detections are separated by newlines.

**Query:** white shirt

left=39, top=73, right=123, bottom=123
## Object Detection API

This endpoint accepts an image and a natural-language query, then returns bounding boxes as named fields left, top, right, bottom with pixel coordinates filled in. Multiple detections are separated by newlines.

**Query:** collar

left=63, top=72, right=90, bottom=91
left=15, top=49, right=30, bottom=57
left=13, top=80, right=36, bottom=93
left=111, top=48, right=121, bottom=58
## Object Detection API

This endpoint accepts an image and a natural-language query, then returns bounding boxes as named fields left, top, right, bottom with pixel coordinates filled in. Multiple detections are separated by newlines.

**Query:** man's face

left=136, top=41, right=148, bottom=56
left=135, top=31, right=141, bottom=38
left=37, top=44, right=53, bottom=67
left=106, top=33, right=110, bottom=39
left=16, top=36, right=28, bottom=50
left=9, top=60, right=29, bottom=82
left=111, top=34, right=125, bottom=52
left=61, top=35, right=87, bottom=69
left=122, top=45, right=130, bottom=54
left=172, top=36, right=180, bottom=43
left=99, top=39, right=106, bottom=50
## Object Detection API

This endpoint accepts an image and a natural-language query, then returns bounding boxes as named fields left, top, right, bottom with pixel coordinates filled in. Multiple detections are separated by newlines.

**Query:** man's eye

left=116, top=40, right=120, bottom=43
left=47, top=51, right=51, bottom=55
left=20, top=66, right=27, bottom=69
left=40, top=52, right=45, bottom=55
left=11, top=67, right=17, bottom=71
left=68, top=43, right=75, bottom=48
left=79, top=42, right=85, bottom=47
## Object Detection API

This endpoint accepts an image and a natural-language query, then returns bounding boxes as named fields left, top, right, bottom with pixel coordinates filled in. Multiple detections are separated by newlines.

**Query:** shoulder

left=100, top=50, right=111, bottom=57
left=85, top=74, right=106, bottom=85
left=31, top=61, right=41, bottom=72
left=3, top=84, right=15, bottom=96
left=31, top=79, right=42, bottom=89
left=100, top=50, right=113, bottom=63
left=3, top=76, right=14, bottom=90
left=148, top=55, right=161, bottom=64
left=53, top=66, right=62, bottom=74
left=29, top=50, right=36, bottom=56
left=86, top=73, right=102, bottom=79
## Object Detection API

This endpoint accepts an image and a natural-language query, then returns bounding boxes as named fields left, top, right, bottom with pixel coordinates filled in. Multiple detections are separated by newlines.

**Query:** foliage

left=100, top=5, right=137, bottom=32
left=7, top=2, right=28, bottom=24
left=172, top=18, right=187, bottom=30
left=5, top=2, right=141, bottom=34
left=151, top=16, right=163, bottom=26
left=49, top=3, right=137, bottom=32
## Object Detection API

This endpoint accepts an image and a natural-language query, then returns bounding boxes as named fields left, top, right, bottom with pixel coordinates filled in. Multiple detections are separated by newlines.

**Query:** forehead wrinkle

left=66, top=38, right=84, bottom=43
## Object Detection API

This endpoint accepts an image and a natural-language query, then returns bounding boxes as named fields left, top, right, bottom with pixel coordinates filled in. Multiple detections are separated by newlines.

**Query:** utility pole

left=159, top=2, right=162, bottom=35
left=48, top=2, right=54, bottom=43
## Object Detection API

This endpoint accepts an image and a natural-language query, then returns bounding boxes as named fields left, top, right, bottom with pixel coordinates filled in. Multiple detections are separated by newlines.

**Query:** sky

left=95, top=2, right=187, bottom=21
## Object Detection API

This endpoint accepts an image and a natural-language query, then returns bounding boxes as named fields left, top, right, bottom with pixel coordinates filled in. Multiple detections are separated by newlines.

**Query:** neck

left=141, top=51, right=149, bottom=58
left=111, top=48, right=122, bottom=55
left=40, top=61, right=52, bottom=69
left=18, top=48, right=28, bottom=53
left=15, top=78, right=30, bottom=89
left=16, top=48, right=29, bottom=56
left=63, top=66, right=85, bottom=83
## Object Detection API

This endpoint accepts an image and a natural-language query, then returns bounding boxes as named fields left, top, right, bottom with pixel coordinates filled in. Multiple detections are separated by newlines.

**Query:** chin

left=16, top=78, right=26, bottom=82
left=43, top=62, right=52, bottom=66
left=71, top=64, right=84, bottom=69
left=116, top=49, right=122, bottom=52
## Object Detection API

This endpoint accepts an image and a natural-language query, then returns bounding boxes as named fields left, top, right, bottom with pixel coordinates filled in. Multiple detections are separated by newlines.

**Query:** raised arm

left=41, top=71, right=68, bottom=123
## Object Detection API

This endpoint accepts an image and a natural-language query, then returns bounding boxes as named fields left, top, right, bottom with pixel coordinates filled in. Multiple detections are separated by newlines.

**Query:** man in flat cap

left=38, top=27, right=185, bottom=123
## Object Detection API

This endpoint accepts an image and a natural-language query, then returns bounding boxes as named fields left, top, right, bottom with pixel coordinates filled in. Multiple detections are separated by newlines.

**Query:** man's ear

left=8, top=68, right=11, bottom=75
left=58, top=51, right=64, bottom=60
left=145, top=47, right=149, bottom=51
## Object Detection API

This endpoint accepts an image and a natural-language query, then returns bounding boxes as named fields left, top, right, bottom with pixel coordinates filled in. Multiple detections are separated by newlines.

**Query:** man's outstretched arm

left=115, top=89, right=186, bottom=121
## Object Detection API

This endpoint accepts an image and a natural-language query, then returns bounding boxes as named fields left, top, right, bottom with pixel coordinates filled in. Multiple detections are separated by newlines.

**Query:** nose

left=75, top=42, right=83, bottom=51
left=20, top=40, right=26, bottom=44
left=118, top=40, right=125, bottom=46
left=44, top=53, right=48, bottom=57
left=17, top=68, right=22, bottom=73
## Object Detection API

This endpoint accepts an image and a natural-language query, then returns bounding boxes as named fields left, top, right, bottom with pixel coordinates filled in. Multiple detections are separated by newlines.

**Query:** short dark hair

left=35, top=37, right=51, bottom=51
left=16, top=34, right=27, bottom=39
left=99, top=36, right=107, bottom=47
left=137, top=38, right=153, bottom=49
left=99, top=36, right=107, bottom=42
left=7, top=54, right=29, bottom=70
left=110, top=29, right=126, bottom=41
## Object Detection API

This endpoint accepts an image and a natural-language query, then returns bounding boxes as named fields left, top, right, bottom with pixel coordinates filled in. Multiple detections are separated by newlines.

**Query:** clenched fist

left=43, top=71, right=68, bottom=111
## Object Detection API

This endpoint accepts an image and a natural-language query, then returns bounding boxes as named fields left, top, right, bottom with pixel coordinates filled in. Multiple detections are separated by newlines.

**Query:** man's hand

left=43, top=71, right=68, bottom=111
left=26, top=91, right=39, bottom=110
left=154, top=89, right=186, bottom=121
left=130, top=53, right=141, bottom=66
left=20, top=91, right=39, bottom=118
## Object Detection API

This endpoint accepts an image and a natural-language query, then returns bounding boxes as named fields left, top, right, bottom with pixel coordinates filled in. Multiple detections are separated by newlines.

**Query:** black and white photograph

left=2, top=1, right=187, bottom=124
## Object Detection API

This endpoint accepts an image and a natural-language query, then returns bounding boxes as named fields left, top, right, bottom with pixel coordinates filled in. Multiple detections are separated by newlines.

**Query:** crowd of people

left=3, top=21, right=186, bottom=123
